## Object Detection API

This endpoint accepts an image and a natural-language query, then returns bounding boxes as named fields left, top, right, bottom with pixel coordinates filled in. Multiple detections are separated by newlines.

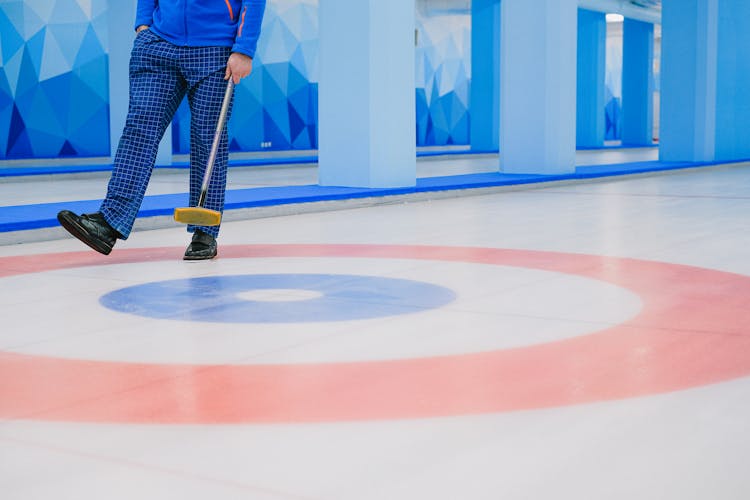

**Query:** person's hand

left=225, top=52, right=253, bottom=84
left=135, top=24, right=149, bottom=33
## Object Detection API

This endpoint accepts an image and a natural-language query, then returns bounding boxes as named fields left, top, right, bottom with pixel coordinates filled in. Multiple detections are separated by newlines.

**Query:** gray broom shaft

left=197, top=79, right=235, bottom=208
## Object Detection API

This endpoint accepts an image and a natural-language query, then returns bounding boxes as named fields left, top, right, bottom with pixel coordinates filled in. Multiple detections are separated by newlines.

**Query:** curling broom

left=174, top=79, right=235, bottom=226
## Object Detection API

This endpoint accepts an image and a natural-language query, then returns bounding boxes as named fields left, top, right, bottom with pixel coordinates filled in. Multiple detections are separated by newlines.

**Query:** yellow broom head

left=173, top=207, right=222, bottom=226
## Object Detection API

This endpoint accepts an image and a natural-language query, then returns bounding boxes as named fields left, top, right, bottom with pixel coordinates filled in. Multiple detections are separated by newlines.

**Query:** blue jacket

left=135, top=0, right=266, bottom=58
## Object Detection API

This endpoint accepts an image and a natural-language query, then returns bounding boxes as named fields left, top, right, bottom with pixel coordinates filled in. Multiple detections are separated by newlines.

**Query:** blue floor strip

left=0, top=159, right=741, bottom=234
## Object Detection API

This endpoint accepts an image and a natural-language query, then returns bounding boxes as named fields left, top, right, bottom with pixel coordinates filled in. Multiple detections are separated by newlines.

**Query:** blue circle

left=100, top=274, right=457, bottom=323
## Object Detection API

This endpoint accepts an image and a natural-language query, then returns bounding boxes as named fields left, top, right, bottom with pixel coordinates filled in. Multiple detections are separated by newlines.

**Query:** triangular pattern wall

left=0, top=0, right=110, bottom=159
left=173, top=0, right=319, bottom=154
left=416, top=7, right=471, bottom=147
left=174, top=0, right=472, bottom=154
left=0, top=0, right=472, bottom=159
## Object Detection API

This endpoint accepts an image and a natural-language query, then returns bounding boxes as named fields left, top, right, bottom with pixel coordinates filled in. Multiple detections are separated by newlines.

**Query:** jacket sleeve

left=134, top=0, right=157, bottom=31
left=232, top=0, right=267, bottom=59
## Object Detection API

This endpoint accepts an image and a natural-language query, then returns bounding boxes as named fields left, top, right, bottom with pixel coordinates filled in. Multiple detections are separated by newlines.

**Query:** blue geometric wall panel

left=174, top=0, right=471, bottom=154
left=416, top=6, right=471, bottom=147
left=1, top=0, right=472, bottom=159
left=0, top=0, right=110, bottom=159
left=173, top=0, right=319, bottom=154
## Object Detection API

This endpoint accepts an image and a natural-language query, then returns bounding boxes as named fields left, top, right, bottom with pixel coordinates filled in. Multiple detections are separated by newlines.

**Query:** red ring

left=1, top=244, right=749, bottom=423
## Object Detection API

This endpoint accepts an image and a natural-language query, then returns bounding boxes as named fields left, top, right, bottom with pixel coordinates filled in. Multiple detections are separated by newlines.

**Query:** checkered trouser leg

left=100, top=30, right=231, bottom=240
left=186, top=71, right=234, bottom=238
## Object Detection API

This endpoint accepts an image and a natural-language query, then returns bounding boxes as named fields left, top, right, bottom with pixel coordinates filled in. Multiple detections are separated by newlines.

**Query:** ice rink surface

left=1, top=158, right=749, bottom=499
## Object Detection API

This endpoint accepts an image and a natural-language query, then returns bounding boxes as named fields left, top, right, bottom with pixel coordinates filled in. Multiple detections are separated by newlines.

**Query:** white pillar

left=318, top=0, right=416, bottom=188
left=500, top=0, right=577, bottom=174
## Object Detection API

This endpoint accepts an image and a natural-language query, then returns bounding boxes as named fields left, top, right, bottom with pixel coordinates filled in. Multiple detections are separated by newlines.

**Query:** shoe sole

left=57, top=211, right=113, bottom=256
left=183, top=252, right=218, bottom=261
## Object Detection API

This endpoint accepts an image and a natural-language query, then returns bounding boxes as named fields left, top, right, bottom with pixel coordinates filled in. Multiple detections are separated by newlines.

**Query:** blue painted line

left=100, top=274, right=457, bottom=323
left=1, top=159, right=746, bottom=233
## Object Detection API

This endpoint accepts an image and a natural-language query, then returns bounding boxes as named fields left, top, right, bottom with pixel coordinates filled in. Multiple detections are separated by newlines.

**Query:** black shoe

left=57, top=210, right=119, bottom=255
left=184, top=230, right=217, bottom=260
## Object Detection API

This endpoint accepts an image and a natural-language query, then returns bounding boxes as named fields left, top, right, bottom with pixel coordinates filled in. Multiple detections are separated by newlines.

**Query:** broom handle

left=197, top=79, right=235, bottom=208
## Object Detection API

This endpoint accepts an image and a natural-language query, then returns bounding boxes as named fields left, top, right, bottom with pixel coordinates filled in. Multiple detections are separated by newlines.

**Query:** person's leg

left=58, top=31, right=187, bottom=254
left=184, top=47, right=234, bottom=241
left=100, top=30, right=187, bottom=239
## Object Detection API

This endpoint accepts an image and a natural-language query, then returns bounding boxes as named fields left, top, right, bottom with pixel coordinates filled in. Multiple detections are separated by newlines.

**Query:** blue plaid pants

left=101, top=29, right=233, bottom=239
